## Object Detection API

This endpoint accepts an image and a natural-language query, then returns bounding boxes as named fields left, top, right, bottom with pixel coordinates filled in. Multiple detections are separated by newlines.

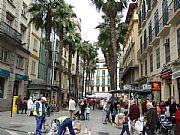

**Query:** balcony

left=123, top=41, right=135, bottom=63
left=146, top=0, right=152, bottom=19
left=158, top=14, right=170, bottom=37
left=168, top=0, right=180, bottom=24
left=141, top=42, right=147, bottom=57
left=150, top=27, right=160, bottom=46
left=0, top=21, right=22, bottom=45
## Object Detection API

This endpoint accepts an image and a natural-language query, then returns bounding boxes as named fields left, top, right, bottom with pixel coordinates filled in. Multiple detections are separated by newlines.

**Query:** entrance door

left=0, top=77, right=5, bottom=98
left=13, top=80, right=19, bottom=96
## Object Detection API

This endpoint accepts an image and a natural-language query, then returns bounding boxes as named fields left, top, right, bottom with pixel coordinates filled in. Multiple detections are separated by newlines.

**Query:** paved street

left=0, top=109, right=120, bottom=135
left=0, top=109, right=175, bottom=135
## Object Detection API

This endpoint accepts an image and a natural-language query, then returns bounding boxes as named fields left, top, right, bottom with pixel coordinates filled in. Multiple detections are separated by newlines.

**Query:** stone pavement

left=0, top=109, right=120, bottom=135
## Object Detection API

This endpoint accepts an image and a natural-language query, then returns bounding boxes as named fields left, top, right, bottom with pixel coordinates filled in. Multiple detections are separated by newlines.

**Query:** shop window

left=96, top=77, right=100, bottom=86
left=0, top=48, right=8, bottom=63
left=0, top=78, right=5, bottom=98
left=108, top=87, right=111, bottom=91
left=102, top=70, right=105, bottom=76
left=102, top=87, right=105, bottom=92
left=16, top=56, right=23, bottom=68
left=97, top=87, right=99, bottom=92
left=102, top=78, right=105, bottom=85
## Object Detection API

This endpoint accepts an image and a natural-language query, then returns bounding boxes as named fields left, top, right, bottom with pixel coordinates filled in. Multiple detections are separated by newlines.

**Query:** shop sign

left=15, top=73, right=29, bottom=81
left=142, top=84, right=151, bottom=90
left=0, top=68, right=10, bottom=78
left=172, top=70, right=180, bottom=79
left=150, top=82, right=161, bottom=91
left=160, top=71, right=172, bottom=79
left=161, top=64, right=172, bottom=73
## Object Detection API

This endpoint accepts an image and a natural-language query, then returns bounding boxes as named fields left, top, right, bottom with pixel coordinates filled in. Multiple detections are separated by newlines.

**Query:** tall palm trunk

left=85, top=69, right=88, bottom=98
left=57, top=26, right=63, bottom=107
left=75, top=52, right=79, bottom=99
left=68, top=46, right=73, bottom=98
left=110, top=16, right=117, bottom=91
left=45, top=9, right=52, bottom=83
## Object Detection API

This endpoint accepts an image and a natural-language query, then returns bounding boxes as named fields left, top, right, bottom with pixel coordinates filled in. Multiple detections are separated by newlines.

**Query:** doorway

left=13, top=80, right=19, bottom=96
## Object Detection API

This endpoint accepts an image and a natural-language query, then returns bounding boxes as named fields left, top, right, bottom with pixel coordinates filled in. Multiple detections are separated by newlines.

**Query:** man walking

left=144, top=102, right=157, bottom=135
left=33, top=97, right=46, bottom=135
left=69, top=97, right=76, bottom=120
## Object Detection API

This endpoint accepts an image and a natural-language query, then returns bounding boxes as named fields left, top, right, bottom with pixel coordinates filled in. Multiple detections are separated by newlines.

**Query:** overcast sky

left=65, top=0, right=128, bottom=57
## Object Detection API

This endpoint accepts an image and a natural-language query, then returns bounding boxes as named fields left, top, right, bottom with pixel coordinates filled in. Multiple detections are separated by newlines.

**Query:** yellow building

left=137, top=0, right=180, bottom=102
left=121, top=3, right=139, bottom=88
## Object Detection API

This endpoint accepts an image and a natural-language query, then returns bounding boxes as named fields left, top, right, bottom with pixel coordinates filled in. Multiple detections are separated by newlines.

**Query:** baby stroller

left=159, top=115, right=173, bottom=134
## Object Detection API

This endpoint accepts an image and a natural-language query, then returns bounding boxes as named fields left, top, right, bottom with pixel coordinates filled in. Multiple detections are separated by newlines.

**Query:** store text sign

left=151, top=82, right=161, bottom=91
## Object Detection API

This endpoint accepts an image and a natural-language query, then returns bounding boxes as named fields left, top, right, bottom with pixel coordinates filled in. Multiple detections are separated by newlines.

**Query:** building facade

left=120, top=3, right=139, bottom=89
left=0, top=0, right=30, bottom=111
left=93, top=57, right=120, bottom=95
left=137, top=0, right=180, bottom=102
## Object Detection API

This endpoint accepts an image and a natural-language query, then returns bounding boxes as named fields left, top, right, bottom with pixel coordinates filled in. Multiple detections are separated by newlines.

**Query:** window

left=138, top=11, right=142, bottom=29
left=102, top=87, right=105, bottom=92
left=144, top=29, right=147, bottom=49
left=141, top=64, right=143, bottom=77
left=149, top=21, right=152, bottom=44
left=96, top=77, right=100, bottom=86
left=21, top=28, right=26, bottom=43
left=108, top=87, right=111, bottom=91
left=108, top=78, right=110, bottom=85
left=154, top=9, right=159, bottom=36
left=97, top=70, right=100, bottom=76
left=165, top=38, right=170, bottom=63
left=142, top=0, right=146, bottom=21
left=162, top=0, right=168, bottom=25
left=22, top=2, right=27, bottom=17
left=16, top=56, right=23, bottom=68
left=147, top=0, right=151, bottom=11
left=102, top=70, right=105, bottom=76
left=0, top=48, right=8, bottom=62
left=31, top=60, right=36, bottom=74
left=54, top=68, right=58, bottom=80
left=140, top=37, right=142, bottom=53
left=56, top=39, right=59, bottom=51
left=150, top=54, right=153, bottom=72
left=103, top=64, right=106, bottom=67
left=97, top=87, right=99, bottom=92
left=102, top=78, right=105, bottom=85
left=177, top=28, right=180, bottom=57
left=156, top=48, right=160, bottom=69
left=33, top=38, right=38, bottom=51
left=145, top=59, right=147, bottom=75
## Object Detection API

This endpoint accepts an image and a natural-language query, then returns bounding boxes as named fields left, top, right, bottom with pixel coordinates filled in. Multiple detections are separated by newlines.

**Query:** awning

left=109, top=89, right=151, bottom=95
left=0, top=68, right=10, bottom=78
left=15, top=73, right=29, bottom=81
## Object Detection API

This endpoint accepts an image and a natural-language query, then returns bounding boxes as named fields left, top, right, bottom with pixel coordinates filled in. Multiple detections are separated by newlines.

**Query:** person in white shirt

left=85, top=105, right=91, bottom=120
left=69, top=98, right=76, bottom=120
left=27, top=97, right=34, bottom=116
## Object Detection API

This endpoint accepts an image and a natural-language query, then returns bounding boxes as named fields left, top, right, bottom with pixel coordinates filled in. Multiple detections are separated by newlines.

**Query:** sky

left=65, top=0, right=129, bottom=57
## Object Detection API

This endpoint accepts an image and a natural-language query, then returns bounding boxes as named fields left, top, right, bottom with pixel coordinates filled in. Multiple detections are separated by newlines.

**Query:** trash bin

left=12, top=96, right=18, bottom=113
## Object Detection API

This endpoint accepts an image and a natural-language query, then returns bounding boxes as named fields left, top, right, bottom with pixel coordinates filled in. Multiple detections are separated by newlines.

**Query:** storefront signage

left=172, top=70, right=180, bottom=79
left=142, top=84, right=151, bottom=90
left=161, top=64, right=172, bottom=73
left=15, top=73, right=29, bottom=81
left=151, top=82, right=161, bottom=91
left=0, top=68, right=10, bottom=78
left=160, top=71, right=172, bottom=79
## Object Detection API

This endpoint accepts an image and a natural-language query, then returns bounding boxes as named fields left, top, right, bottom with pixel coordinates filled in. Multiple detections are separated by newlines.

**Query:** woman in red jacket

left=175, top=104, right=180, bottom=135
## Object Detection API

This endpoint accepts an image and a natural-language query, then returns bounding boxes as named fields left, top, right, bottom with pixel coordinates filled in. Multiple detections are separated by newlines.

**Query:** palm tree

left=96, top=15, right=127, bottom=90
left=91, top=0, right=127, bottom=90
left=78, top=41, right=97, bottom=98
left=28, top=0, right=59, bottom=83
left=53, top=1, right=78, bottom=106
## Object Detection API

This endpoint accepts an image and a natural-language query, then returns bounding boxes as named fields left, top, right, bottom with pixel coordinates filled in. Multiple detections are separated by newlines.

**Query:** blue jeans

left=57, top=118, right=75, bottom=135
left=35, top=115, right=45, bottom=135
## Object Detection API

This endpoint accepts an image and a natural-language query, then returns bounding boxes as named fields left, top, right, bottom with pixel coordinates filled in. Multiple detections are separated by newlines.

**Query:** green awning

left=0, top=68, right=10, bottom=77
left=15, top=73, right=29, bottom=81
left=109, top=89, right=151, bottom=95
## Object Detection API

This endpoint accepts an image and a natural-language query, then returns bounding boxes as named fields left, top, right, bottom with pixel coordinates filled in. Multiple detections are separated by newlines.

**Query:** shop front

left=172, top=69, right=180, bottom=103
left=160, top=64, right=172, bottom=102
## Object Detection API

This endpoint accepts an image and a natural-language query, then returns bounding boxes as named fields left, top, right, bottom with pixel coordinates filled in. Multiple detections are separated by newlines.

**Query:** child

left=119, top=111, right=131, bottom=135
left=86, top=105, right=91, bottom=120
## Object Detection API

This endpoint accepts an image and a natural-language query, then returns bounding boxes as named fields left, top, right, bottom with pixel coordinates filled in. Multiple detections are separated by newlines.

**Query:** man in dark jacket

left=145, top=102, right=157, bottom=135
left=128, top=100, right=140, bottom=134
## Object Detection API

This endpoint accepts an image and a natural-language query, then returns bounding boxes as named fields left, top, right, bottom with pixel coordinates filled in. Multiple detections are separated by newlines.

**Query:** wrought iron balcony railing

left=0, top=21, right=22, bottom=43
